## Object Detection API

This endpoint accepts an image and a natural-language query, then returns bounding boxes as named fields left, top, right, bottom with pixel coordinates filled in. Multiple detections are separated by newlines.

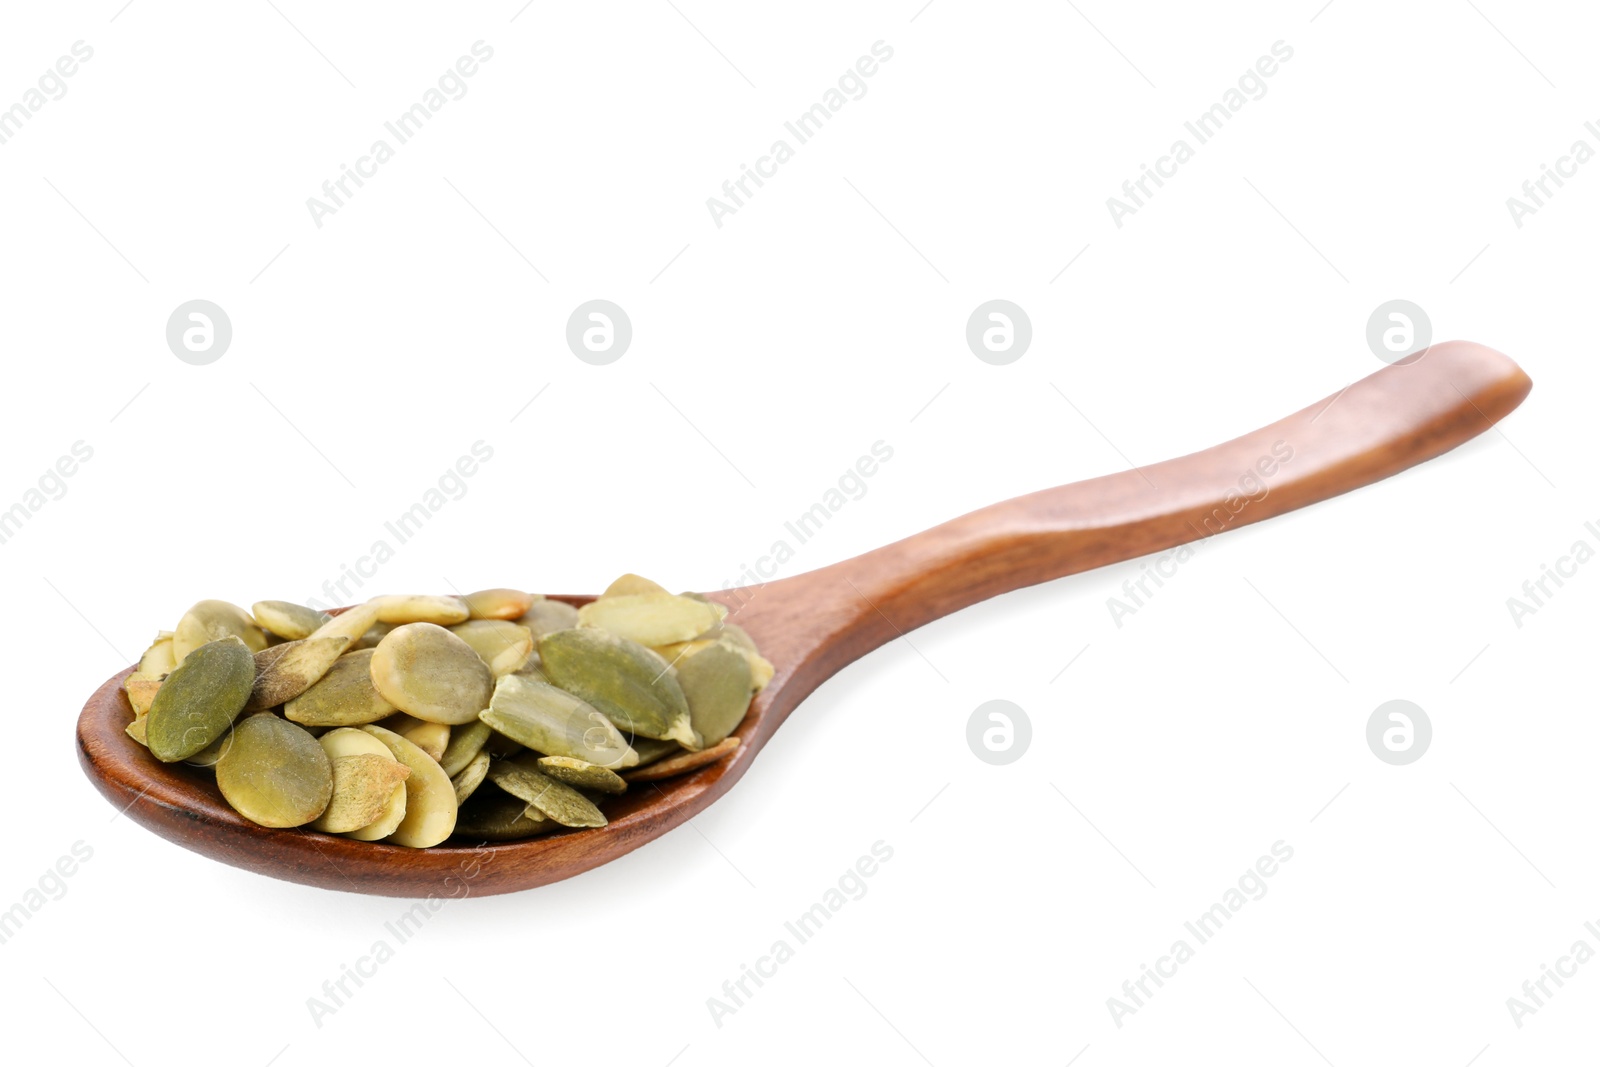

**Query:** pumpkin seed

left=488, top=758, right=606, bottom=828
left=252, top=600, right=332, bottom=641
left=717, top=622, right=774, bottom=691
left=463, top=588, right=535, bottom=620
left=577, top=592, right=727, bottom=646
left=602, top=573, right=670, bottom=598
left=145, top=635, right=256, bottom=762
left=361, top=725, right=457, bottom=848
left=369, top=594, right=470, bottom=626
left=135, top=634, right=176, bottom=680
left=626, top=736, right=685, bottom=768
left=451, top=749, right=491, bottom=806
left=440, top=720, right=492, bottom=777
left=311, top=754, right=412, bottom=833
left=125, top=715, right=148, bottom=746
left=173, top=600, right=268, bottom=663
left=517, top=598, right=579, bottom=638
left=247, top=636, right=350, bottom=709
left=353, top=621, right=396, bottom=650
left=370, top=623, right=494, bottom=726
left=284, top=648, right=395, bottom=727
left=624, top=736, right=740, bottom=782
left=480, top=674, right=638, bottom=769
left=539, top=628, right=696, bottom=747
left=675, top=640, right=753, bottom=746
left=310, top=602, right=381, bottom=647
left=216, top=714, right=333, bottom=827
left=449, top=619, right=534, bottom=677
left=125, top=677, right=163, bottom=718
left=536, top=756, right=627, bottom=795
left=455, top=790, right=552, bottom=841
left=319, top=728, right=408, bottom=841
left=379, top=713, right=450, bottom=762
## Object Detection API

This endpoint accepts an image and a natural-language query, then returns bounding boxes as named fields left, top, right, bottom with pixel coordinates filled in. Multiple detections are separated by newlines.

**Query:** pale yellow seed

left=602, top=573, right=670, bottom=598
left=311, top=754, right=412, bottom=833
left=361, top=725, right=457, bottom=848
left=577, top=592, right=726, bottom=647
left=462, top=588, right=535, bottom=621
left=368, top=594, right=470, bottom=625
left=450, top=619, right=534, bottom=677
left=380, top=713, right=450, bottom=762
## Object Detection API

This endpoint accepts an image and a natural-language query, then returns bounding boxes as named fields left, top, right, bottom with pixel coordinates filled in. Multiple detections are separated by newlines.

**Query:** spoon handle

left=741, top=341, right=1531, bottom=678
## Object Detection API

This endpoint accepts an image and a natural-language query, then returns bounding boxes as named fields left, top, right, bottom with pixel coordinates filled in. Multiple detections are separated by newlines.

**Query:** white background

left=1, top=2, right=1594, bottom=1064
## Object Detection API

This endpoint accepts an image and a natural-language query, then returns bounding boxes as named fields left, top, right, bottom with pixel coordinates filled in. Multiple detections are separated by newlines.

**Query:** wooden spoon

left=77, top=340, right=1532, bottom=896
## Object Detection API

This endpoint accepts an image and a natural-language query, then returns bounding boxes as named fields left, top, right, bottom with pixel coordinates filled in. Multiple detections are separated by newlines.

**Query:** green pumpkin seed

left=539, top=628, right=696, bottom=747
left=488, top=757, right=606, bottom=828
left=451, top=749, right=491, bottom=806
left=378, top=712, right=450, bottom=762
left=252, top=600, right=332, bottom=641
left=247, top=636, right=350, bottom=709
left=216, top=714, right=333, bottom=827
left=536, top=756, right=627, bottom=795
left=449, top=619, right=534, bottom=677
left=517, top=598, right=579, bottom=638
left=577, top=592, right=727, bottom=646
left=145, top=636, right=256, bottom=762
left=602, top=573, right=670, bottom=598
left=369, top=594, right=470, bottom=625
left=480, top=674, right=638, bottom=769
left=463, top=588, right=534, bottom=621
left=626, top=736, right=685, bottom=768
left=370, top=623, right=494, bottom=726
left=624, top=736, right=740, bottom=782
left=440, top=720, right=492, bottom=777
left=173, top=600, right=268, bottom=663
left=284, top=648, right=395, bottom=727
left=319, top=728, right=408, bottom=840
left=361, top=725, right=457, bottom=848
left=675, top=640, right=753, bottom=746
left=455, top=790, right=552, bottom=841
left=311, top=754, right=412, bottom=833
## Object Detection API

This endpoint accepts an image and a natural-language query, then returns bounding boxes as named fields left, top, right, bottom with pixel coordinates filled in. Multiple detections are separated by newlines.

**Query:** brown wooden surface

left=76, top=340, right=1533, bottom=897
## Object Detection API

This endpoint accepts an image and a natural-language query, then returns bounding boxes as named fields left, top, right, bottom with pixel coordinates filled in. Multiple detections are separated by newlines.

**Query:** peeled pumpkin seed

left=125, top=715, right=148, bottom=746
left=311, top=754, right=412, bottom=833
left=456, top=790, right=553, bottom=841
left=676, top=641, right=753, bottom=746
left=488, top=758, right=606, bottom=828
left=369, top=594, right=469, bottom=626
left=481, top=674, right=638, bottom=769
left=145, top=636, right=256, bottom=762
left=577, top=592, right=727, bottom=647
left=380, top=713, right=450, bottom=762
left=370, top=623, right=494, bottom=726
left=173, top=600, right=268, bottom=663
left=319, top=728, right=408, bottom=841
left=361, top=725, right=457, bottom=847
left=247, top=636, right=350, bottom=709
left=440, top=720, right=492, bottom=777
left=624, top=736, right=740, bottom=782
left=602, top=573, right=670, bottom=598
left=451, top=749, right=491, bottom=806
left=536, top=756, right=627, bottom=795
left=449, top=620, right=534, bottom=677
left=539, top=628, right=696, bottom=747
left=284, top=648, right=395, bottom=727
left=252, top=600, right=332, bottom=641
left=463, top=588, right=534, bottom=621
left=517, top=597, right=579, bottom=638
left=216, top=714, right=333, bottom=827
left=716, top=622, right=774, bottom=691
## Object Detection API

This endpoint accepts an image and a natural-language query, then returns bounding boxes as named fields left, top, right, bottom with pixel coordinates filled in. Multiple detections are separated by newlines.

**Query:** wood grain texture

left=76, top=340, right=1532, bottom=896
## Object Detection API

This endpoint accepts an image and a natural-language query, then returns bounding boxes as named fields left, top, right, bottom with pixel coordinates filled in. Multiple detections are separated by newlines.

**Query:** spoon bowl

left=77, top=341, right=1533, bottom=896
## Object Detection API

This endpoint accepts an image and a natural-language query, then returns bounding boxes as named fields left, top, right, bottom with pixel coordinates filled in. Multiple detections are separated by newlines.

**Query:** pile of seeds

left=121, top=576, right=772, bottom=847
